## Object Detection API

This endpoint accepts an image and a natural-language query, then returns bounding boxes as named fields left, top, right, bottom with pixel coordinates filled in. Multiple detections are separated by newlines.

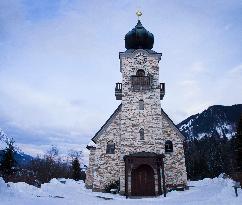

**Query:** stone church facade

left=85, top=17, right=187, bottom=196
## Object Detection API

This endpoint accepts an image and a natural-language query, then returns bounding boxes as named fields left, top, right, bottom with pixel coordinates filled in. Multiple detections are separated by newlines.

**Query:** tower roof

left=125, top=20, right=154, bottom=50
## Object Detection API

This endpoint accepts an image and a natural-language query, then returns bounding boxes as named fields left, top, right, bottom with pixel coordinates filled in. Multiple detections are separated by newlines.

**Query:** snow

left=198, top=133, right=207, bottom=139
left=0, top=128, right=8, bottom=150
left=0, top=176, right=242, bottom=205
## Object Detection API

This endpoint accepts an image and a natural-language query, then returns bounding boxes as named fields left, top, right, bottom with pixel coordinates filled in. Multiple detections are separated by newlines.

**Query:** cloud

left=17, top=142, right=89, bottom=165
left=190, top=62, right=207, bottom=74
left=0, top=79, right=106, bottom=137
left=0, top=0, right=25, bottom=39
left=0, top=0, right=241, bottom=156
left=163, top=62, right=242, bottom=123
left=228, top=64, right=242, bottom=76
left=215, top=64, right=242, bottom=104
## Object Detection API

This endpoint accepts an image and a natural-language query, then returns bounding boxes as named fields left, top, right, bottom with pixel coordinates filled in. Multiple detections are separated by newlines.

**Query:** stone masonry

left=85, top=49, right=187, bottom=194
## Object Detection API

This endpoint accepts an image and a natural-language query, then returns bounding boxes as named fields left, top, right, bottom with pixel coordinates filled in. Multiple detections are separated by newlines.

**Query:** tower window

left=131, top=69, right=150, bottom=90
left=165, top=140, right=173, bottom=153
left=106, top=141, right=115, bottom=154
left=139, top=128, right=144, bottom=140
left=136, top=69, right=145, bottom=76
left=139, top=100, right=144, bottom=110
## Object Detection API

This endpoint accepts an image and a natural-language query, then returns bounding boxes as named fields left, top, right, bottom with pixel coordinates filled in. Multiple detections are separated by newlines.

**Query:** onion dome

left=125, top=20, right=154, bottom=50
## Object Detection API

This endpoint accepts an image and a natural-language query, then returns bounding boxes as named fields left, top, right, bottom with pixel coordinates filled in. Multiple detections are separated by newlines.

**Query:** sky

left=0, top=0, right=242, bottom=158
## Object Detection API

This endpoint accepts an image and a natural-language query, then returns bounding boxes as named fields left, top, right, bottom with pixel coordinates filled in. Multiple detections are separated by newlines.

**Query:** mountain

left=177, top=104, right=242, bottom=140
left=0, top=150, right=33, bottom=166
left=0, top=128, right=33, bottom=166
left=0, top=128, right=9, bottom=149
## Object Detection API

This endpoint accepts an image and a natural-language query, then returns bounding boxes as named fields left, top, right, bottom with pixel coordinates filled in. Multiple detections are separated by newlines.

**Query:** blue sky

left=0, top=0, right=242, bottom=157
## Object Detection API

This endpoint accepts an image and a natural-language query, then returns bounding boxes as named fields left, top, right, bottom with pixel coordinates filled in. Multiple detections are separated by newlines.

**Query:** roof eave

left=91, top=104, right=122, bottom=143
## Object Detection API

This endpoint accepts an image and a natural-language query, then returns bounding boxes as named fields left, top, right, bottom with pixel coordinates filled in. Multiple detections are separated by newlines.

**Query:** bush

left=104, top=180, right=120, bottom=193
left=72, top=157, right=81, bottom=181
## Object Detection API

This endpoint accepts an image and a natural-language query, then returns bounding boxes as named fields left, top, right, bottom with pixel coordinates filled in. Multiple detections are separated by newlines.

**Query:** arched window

left=106, top=141, right=115, bottom=154
left=139, top=128, right=144, bottom=140
left=139, top=99, right=144, bottom=110
left=136, top=69, right=145, bottom=76
left=165, top=140, right=173, bottom=153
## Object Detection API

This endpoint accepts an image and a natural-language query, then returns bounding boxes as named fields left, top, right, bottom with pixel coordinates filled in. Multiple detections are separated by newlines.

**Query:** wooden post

left=157, top=164, right=162, bottom=195
left=161, top=157, right=167, bottom=197
left=233, top=181, right=241, bottom=197
left=125, top=159, right=128, bottom=198
left=233, top=186, right=238, bottom=197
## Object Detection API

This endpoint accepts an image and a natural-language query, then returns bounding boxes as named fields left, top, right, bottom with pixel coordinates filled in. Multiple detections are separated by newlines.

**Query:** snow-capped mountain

left=0, top=128, right=9, bottom=150
left=0, top=128, right=33, bottom=165
left=0, top=150, right=33, bottom=166
left=177, top=104, right=242, bottom=140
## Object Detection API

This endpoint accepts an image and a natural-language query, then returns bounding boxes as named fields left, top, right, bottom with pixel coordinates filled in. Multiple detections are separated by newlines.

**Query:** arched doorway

left=131, top=164, right=155, bottom=196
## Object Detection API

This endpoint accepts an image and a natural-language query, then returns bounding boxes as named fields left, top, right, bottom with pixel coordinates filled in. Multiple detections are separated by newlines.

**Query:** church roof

left=91, top=104, right=185, bottom=143
left=92, top=104, right=122, bottom=143
left=161, top=108, right=185, bottom=140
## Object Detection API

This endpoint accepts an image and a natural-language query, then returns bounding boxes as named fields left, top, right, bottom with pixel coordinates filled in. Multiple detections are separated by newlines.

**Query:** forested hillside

left=177, top=104, right=242, bottom=180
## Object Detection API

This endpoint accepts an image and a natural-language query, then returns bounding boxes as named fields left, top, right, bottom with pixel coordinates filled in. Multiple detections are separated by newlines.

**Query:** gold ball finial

left=136, top=10, right=142, bottom=19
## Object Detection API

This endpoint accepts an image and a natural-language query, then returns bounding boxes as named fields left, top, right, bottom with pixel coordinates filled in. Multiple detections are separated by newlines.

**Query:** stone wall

left=86, top=49, right=187, bottom=193
left=85, top=147, right=96, bottom=189
left=119, top=50, right=164, bottom=193
left=161, top=112, right=188, bottom=188
left=92, top=110, right=122, bottom=191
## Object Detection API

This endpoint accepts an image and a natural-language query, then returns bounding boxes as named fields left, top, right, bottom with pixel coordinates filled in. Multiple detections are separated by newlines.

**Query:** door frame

left=131, top=164, right=155, bottom=196
left=123, top=152, right=166, bottom=197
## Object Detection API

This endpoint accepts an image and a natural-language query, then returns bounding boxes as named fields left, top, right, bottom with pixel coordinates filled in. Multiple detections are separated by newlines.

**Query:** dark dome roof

left=125, top=20, right=154, bottom=50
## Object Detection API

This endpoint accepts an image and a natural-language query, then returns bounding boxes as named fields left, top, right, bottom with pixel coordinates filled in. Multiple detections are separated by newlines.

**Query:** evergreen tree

left=234, top=114, right=242, bottom=171
left=207, top=131, right=224, bottom=177
left=72, top=157, right=81, bottom=181
left=0, top=138, right=16, bottom=178
left=184, top=133, right=235, bottom=180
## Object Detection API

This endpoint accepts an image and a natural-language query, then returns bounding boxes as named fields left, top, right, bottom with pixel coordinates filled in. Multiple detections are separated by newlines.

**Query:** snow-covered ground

left=0, top=176, right=241, bottom=205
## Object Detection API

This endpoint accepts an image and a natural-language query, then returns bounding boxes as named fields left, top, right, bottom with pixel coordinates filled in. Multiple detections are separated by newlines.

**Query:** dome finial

left=125, top=10, right=154, bottom=50
left=136, top=10, right=142, bottom=20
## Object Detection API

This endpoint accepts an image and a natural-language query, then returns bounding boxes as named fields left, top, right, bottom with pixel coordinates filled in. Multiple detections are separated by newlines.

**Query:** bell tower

left=86, top=11, right=187, bottom=196
left=116, top=12, right=166, bottom=194
left=115, top=12, right=165, bottom=101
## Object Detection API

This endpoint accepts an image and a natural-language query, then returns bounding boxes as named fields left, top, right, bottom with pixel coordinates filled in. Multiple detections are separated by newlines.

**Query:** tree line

left=184, top=114, right=242, bottom=180
left=0, top=142, right=86, bottom=186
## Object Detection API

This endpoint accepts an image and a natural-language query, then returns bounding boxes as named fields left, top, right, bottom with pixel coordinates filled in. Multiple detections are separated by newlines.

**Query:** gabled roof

left=91, top=104, right=185, bottom=143
left=161, top=108, right=185, bottom=140
left=92, top=104, right=122, bottom=143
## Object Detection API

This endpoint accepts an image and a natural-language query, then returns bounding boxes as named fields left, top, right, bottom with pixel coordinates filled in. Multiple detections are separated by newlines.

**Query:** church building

left=85, top=13, right=187, bottom=196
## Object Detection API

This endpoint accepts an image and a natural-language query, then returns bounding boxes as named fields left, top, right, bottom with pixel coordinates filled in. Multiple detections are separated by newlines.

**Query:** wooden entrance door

left=131, top=164, right=155, bottom=196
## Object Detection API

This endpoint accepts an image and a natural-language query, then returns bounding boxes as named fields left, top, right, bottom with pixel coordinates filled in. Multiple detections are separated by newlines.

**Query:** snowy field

left=0, top=176, right=242, bottom=205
